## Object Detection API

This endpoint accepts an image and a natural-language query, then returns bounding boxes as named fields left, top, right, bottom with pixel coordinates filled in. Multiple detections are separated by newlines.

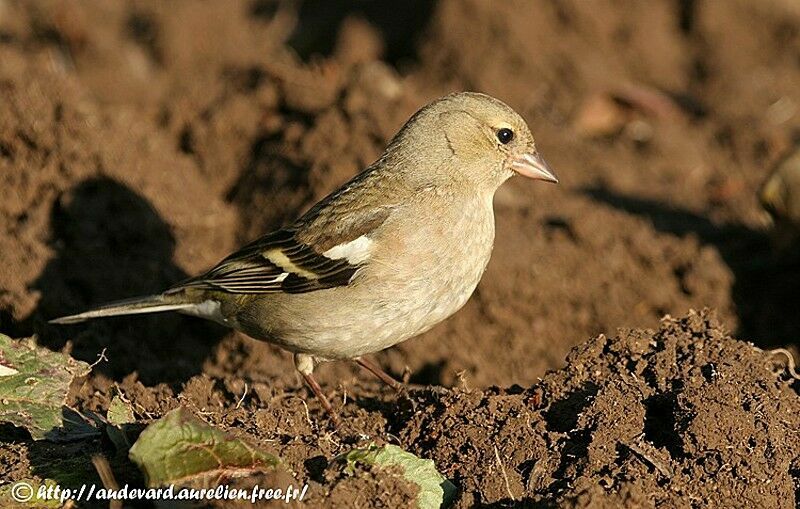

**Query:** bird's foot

left=300, top=371, right=341, bottom=427
left=354, top=356, right=404, bottom=392
left=295, top=353, right=340, bottom=427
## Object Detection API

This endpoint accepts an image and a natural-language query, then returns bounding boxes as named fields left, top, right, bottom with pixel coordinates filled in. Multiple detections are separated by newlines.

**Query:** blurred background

left=1, top=0, right=799, bottom=390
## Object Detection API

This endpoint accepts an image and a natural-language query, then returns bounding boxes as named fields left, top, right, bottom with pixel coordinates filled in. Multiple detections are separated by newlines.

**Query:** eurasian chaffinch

left=52, top=92, right=558, bottom=421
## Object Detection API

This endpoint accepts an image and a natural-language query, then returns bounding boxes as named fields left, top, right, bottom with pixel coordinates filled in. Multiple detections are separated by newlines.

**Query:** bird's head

left=385, top=92, right=558, bottom=194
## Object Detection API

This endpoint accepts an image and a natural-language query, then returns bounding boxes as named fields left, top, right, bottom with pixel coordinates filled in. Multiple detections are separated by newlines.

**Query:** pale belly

left=232, top=196, right=496, bottom=359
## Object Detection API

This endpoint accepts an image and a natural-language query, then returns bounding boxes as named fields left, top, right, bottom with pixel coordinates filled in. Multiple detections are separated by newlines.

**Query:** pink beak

left=511, top=153, right=559, bottom=183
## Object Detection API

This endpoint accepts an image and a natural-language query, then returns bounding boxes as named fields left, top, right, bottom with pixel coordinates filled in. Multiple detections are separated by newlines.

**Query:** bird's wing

left=170, top=209, right=391, bottom=295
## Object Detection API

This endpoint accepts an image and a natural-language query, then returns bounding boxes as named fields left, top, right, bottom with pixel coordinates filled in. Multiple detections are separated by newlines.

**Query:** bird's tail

left=49, top=293, right=197, bottom=325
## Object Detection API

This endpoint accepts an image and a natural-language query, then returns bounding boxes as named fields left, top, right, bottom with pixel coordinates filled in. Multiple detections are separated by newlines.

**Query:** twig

left=764, top=348, right=800, bottom=380
left=235, top=382, right=249, bottom=409
left=322, top=430, right=341, bottom=449
left=91, top=454, right=121, bottom=509
left=493, top=444, right=517, bottom=502
left=623, top=441, right=674, bottom=478
left=456, top=370, right=471, bottom=393
left=385, top=432, right=401, bottom=445
left=88, top=348, right=108, bottom=370
left=300, top=398, right=314, bottom=430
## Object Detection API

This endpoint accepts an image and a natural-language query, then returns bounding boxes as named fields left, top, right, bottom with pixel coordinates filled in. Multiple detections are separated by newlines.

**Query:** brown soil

left=2, top=0, right=800, bottom=507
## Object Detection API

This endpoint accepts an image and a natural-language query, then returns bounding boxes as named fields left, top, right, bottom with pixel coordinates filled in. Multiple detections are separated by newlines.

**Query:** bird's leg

left=294, top=353, right=339, bottom=425
left=354, top=356, right=404, bottom=392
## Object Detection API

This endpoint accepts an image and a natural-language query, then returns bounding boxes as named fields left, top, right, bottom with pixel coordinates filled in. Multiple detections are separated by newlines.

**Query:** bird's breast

left=360, top=194, right=496, bottom=333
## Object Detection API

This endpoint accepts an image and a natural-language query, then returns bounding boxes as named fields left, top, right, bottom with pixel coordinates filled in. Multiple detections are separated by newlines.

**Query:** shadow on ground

left=252, top=0, right=438, bottom=66
left=582, top=186, right=800, bottom=349
left=1, top=177, right=227, bottom=386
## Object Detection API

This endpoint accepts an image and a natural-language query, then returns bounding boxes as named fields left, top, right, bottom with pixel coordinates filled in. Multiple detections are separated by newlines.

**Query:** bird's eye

left=496, top=128, right=514, bottom=144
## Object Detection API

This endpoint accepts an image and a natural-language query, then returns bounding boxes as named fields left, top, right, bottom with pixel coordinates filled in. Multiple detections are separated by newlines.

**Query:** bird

left=760, top=148, right=800, bottom=250
left=50, top=92, right=558, bottom=422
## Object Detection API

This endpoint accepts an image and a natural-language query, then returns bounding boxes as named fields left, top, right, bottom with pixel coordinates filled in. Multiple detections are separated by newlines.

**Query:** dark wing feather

left=171, top=173, right=396, bottom=296
left=169, top=229, right=359, bottom=295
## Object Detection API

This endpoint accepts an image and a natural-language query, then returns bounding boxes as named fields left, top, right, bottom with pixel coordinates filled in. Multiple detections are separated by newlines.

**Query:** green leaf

left=107, top=395, right=135, bottom=426
left=128, top=407, right=280, bottom=487
left=340, top=444, right=456, bottom=509
left=0, top=335, right=91, bottom=439
left=105, top=395, right=137, bottom=453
